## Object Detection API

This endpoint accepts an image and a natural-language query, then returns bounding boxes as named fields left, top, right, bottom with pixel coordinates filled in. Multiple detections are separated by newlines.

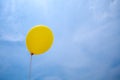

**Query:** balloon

left=26, top=25, right=54, bottom=55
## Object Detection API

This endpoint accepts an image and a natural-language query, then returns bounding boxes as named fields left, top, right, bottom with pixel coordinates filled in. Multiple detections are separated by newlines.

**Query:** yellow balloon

left=26, top=25, right=54, bottom=55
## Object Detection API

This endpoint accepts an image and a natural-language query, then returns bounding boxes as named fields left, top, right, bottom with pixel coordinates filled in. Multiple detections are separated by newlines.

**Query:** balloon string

left=29, top=54, right=33, bottom=80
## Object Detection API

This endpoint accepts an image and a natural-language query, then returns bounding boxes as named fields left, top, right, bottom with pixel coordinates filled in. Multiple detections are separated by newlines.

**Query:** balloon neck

left=31, top=53, right=34, bottom=55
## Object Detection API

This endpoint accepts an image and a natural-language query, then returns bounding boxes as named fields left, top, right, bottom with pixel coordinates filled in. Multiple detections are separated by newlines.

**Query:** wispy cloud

left=89, top=0, right=119, bottom=22
left=0, top=33, right=24, bottom=42
left=0, top=0, right=25, bottom=42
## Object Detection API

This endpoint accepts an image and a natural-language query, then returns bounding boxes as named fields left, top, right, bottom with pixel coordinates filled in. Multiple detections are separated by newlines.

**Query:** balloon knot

left=31, top=53, right=33, bottom=55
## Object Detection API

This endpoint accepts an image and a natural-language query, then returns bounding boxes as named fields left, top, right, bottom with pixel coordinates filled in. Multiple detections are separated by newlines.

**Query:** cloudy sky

left=0, top=0, right=120, bottom=80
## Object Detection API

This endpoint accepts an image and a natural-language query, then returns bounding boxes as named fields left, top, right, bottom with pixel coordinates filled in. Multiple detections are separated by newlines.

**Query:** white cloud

left=0, top=33, right=24, bottom=42
left=27, top=0, right=50, bottom=16
left=0, top=0, right=25, bottom=42
left=89, top=0, right=119, bottom=21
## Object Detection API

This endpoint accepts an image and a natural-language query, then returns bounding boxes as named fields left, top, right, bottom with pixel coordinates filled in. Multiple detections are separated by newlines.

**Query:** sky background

left=0, top=0, right=120, bottom=80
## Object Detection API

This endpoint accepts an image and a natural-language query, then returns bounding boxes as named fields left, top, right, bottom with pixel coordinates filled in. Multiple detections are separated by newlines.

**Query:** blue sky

left=0, top=0, right=120, bottom=80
